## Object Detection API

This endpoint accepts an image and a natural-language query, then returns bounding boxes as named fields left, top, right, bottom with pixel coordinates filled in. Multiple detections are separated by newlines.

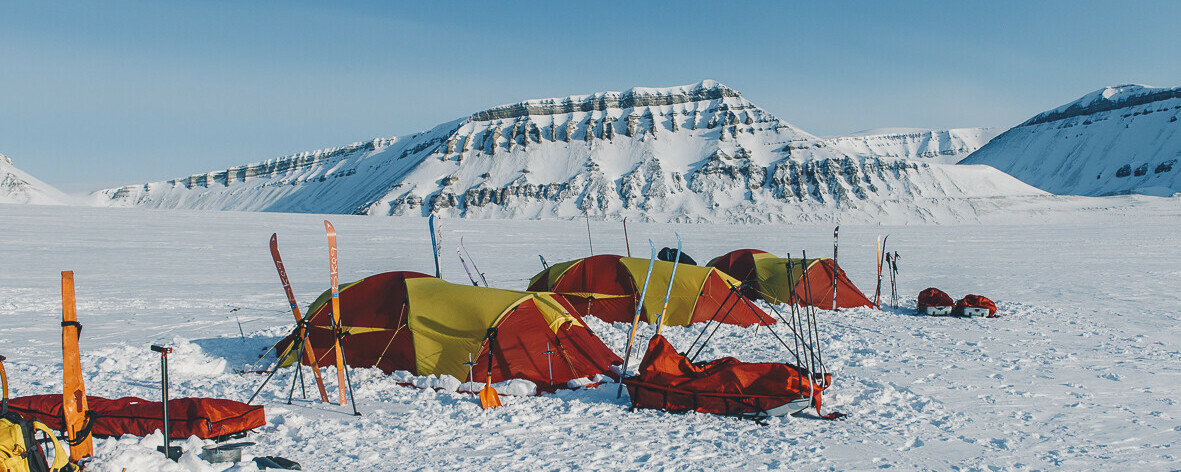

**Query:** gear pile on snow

left=622, top=335, right=824, bottom=418
left=918, top=288, right=998, bottom=317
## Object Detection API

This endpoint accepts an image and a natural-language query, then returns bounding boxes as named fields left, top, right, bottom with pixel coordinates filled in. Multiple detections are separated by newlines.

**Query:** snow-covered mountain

left=962, top=84, right=1181, bottom=196
left=824, top=128, right=1001, bottom=164
left=0, top=153, right=69, bottom=205
left=94, top=80, right=1044, bottom=223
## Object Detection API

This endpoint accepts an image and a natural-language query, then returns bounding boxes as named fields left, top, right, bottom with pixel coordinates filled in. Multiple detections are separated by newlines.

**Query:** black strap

left=61, top=321, right=82, bottom=335
left=66, top=411, right=97, bottom=446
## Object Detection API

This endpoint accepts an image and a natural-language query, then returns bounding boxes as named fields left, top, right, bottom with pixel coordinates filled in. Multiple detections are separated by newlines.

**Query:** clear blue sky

left=3, top=1, right=1178, bottom=192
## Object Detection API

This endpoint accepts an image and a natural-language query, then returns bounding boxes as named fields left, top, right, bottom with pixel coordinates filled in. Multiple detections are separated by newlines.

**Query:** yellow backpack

left=1, top=356, right=70, bottom=472
left=0, top=415, right=69, bottom=472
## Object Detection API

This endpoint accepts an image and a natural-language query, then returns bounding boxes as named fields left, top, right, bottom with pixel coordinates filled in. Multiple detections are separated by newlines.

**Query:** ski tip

left=270, top=233, right=277, bottom=242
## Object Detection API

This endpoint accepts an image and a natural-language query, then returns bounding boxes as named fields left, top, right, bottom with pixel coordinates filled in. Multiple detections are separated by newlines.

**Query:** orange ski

left=324, top=221, right=348, bottom=406
left=270, top=234, right=330, bottom=403
left=61, top=271, right=93, bottom=460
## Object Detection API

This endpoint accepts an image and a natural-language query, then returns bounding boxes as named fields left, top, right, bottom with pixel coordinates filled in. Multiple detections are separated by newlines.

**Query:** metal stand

left=151, top=345, right=180, bottom=461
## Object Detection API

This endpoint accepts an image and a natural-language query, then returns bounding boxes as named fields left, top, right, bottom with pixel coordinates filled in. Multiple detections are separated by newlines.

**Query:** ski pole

left=584, top=212, right=594, bottom=256
left=286, top=335, right=308, bottom=404
left=150, top=344, right=177, bottom=461
left=623, top=218, right=631, bottom=257
left=832, top=226, right=839, bottom=310
left=335, top=328, right=362, bottom=416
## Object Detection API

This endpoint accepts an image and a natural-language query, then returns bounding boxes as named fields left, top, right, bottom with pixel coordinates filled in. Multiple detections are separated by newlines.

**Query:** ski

left=61, top=271, right=93, bottom=461
left=324, top=221, right=348, bottom=405
left=831, top=226, right=839, bottom=310
left=654, top=232, right=682, bottom=336
left=874, top=234, right=889, bottom=308
left=270, top=233, right=330, bottom=403
left=459, top=237, right=489, bottom=287
left=428, top=214, right=441, bottom=278
left=539, top=255, right=549, bottom=270
left=457, top=243, right=479, bottom=286
left=617, top=240, right=658, bottom=398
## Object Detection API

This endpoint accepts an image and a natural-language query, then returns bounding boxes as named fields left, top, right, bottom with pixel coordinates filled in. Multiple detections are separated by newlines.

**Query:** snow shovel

left=479, top=328, right=502, bottom=409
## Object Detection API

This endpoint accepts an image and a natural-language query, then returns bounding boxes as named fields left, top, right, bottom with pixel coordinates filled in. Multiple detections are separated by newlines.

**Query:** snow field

left=0, top=203, right=1178, bottom=470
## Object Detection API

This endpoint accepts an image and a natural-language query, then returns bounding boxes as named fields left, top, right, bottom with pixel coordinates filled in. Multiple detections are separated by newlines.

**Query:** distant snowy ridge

left=823, top=127, right=1001, bottom=164
left=95, top=80, right=1046, bottom=223
left=0, top=153, right=69, bottom=205
left=962, top=84, right=1181, bottom=196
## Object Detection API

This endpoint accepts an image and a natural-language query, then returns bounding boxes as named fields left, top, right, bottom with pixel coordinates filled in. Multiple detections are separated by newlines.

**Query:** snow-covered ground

left=1, top=201, right=1179, bottom=470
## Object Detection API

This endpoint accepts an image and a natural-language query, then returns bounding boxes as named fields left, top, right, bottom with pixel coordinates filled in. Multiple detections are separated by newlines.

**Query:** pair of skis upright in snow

left=267, top=223, right=358, bottom=414
left=874, top=235, right=900, bottom=309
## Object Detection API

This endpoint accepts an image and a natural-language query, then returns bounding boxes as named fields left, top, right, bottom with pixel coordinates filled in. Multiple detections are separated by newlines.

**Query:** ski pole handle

left=151, top=345, right=172, bottom=356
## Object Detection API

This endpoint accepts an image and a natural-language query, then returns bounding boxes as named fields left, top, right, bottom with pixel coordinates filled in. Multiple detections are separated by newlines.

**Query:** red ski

left=324, top=221, right=348, bottom=406
left=270, top=233, right=330, bottom=403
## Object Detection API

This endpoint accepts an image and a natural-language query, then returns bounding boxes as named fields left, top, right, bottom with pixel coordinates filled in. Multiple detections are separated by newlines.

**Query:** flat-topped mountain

left=95, top=80, right=1043, bottom=223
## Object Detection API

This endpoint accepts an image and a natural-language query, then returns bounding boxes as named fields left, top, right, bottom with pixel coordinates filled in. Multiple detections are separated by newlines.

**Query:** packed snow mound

left=962, top=84, right=1181, bottom=196
left=824, top=128, right=1001, bottom=164
left=0, top=153, right=70, bottom=205
left=93, top=81, right=1046, bottom=223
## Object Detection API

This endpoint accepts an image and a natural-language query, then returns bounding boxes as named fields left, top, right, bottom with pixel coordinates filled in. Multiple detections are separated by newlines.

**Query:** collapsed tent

left=7, top=395, right=265, bottom=440
left=527, top=255, right=775, bottom=327
left=278, top=271, right=621, bottom=389
left=708, top=249, right=873, bottom=309
left=622, top=336, right=825, bottom=417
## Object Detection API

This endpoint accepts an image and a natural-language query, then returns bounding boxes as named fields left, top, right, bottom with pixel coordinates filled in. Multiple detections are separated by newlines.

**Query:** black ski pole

left=248, top=327, right=300, bottom=405
left=832, top=226, right=839, bottom=310
left=891, top=251, right=899, bottom=310
left=336, top=329, right=361, bottom=416
left=286, top=333, right=308, bottom=404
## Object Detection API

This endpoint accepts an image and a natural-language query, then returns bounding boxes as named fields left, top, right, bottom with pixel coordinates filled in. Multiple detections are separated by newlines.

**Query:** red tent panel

left=691, top=269, right=775, bottom=326
left=473, top=297, right=622, bottom=390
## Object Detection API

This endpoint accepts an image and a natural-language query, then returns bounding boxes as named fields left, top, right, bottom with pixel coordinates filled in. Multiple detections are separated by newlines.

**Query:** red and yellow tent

left=708, top=249, right=872, bottom=309
left=278, top=271, right=620, bottom=389
left=527, top=255, right=774, bottom=327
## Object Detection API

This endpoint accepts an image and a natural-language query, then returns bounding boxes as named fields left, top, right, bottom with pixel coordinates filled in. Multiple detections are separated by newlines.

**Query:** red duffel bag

left=955, top=294, right=998, bottom=317
left=7, top=395, right=265, bottom=440
left=917, top=287, right=954, bottom=310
